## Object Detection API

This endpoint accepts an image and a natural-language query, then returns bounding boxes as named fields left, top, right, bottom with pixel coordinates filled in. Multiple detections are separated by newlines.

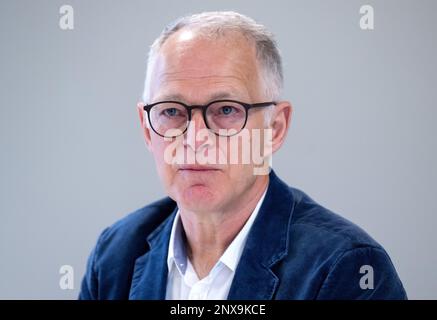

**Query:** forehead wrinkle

left=154, top=90, right=248, bottom=104
left=153, top=72, right=252, bottom=103
left=159, top=71, right=249, bottom=83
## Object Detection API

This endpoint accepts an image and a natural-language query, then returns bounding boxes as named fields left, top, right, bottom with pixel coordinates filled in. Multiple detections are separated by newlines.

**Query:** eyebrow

left=154, top=91, right=244, bottom=104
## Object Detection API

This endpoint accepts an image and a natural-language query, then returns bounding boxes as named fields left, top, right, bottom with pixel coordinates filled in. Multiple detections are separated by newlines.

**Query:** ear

left=270, top=101, right=292, bottom=154
left=137, top=102, right=153, bottom=152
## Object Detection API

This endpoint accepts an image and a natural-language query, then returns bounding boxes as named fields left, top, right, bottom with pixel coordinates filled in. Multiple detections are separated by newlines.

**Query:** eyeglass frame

left=143, top=99, right=277, bottom=138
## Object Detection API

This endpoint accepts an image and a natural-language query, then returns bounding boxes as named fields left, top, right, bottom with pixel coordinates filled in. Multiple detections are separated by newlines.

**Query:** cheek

left=150, top=136, right=165, bottom=162
left=150, top=134, right=180, bottom=160
left=150, top=136, right=176, bottom=179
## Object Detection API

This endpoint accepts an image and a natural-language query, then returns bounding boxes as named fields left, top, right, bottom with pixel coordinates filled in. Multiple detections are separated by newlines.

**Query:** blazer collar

left=227, top=170, right=296, bottom=299
left=129, top=169, right=296, bottom=300
left=129, top=208, right=176, bottom=300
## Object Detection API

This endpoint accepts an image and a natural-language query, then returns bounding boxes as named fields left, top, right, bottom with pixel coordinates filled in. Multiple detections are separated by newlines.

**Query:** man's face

left=139, top=29, right=277, bottom=213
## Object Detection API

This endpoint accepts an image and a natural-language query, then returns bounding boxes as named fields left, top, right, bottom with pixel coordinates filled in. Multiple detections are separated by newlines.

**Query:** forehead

left=149, top=29, right=263, bottom=103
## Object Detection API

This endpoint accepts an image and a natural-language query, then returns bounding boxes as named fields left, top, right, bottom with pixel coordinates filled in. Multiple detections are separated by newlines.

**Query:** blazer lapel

left=227, top=170, right=297, bottom=300
left=129, top=209, right=176, bottom=300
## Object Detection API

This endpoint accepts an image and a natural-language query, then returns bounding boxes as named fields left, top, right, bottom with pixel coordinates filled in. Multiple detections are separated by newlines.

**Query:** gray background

left=0, top=0, right=436, bottom=299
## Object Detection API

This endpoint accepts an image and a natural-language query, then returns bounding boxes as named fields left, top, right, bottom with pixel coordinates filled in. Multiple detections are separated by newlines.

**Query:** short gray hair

left=142, top=11, right=284, bottom=107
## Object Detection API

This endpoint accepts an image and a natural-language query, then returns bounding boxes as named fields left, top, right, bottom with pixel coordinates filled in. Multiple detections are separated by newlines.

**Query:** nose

left=184, top=108, right=212, bottom=152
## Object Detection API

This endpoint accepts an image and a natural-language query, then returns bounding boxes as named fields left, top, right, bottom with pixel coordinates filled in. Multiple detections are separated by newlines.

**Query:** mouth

left=177, top=165, right=222, bottom=172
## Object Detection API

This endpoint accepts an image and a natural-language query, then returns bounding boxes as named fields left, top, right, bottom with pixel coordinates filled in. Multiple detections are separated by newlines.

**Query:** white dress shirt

left=165, top=188, right=267, bottom=300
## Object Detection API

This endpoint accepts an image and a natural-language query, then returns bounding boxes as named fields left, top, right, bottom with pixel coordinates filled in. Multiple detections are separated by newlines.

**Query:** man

left=79, top=11, right=407, bottom=300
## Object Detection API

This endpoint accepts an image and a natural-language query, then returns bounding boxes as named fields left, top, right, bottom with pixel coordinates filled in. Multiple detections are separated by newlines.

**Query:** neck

left=179, top=175, right=269, bottom=279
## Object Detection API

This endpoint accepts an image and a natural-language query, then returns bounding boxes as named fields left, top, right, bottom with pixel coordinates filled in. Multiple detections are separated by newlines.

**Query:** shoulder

left=279, top=186, right=407, bottom=299
left=100, top=197, right=176, bottom=242
left=79, top=197, right=176, bottom=299
left=97, top=197, right=177, bottom=259
left=289, top=187, right=380, bottom=250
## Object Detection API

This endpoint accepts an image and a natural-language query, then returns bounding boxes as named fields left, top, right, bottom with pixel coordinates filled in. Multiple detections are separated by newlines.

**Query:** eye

left=220, top=106, right=236, bottom=115
left=162, top=108, right=179, bottom=117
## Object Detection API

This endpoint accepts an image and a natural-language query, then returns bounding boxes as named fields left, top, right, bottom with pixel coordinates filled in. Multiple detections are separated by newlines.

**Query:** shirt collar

left=167, top=210, right=188, bottom=275
left=167, top=186, right=268, bottom=275
left=218, top=188, right=267, bottom=272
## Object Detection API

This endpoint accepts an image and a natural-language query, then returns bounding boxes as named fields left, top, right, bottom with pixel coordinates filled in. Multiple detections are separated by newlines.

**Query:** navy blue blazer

left=79, top=170, right=407, bottom=299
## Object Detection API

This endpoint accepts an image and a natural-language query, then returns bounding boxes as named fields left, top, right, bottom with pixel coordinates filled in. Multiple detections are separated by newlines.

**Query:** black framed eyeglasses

left=143, top=99, right=276, bottom=138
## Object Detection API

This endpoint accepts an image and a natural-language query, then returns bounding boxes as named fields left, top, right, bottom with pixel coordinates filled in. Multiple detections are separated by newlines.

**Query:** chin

left=177, top=184, right=221, bottom=211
